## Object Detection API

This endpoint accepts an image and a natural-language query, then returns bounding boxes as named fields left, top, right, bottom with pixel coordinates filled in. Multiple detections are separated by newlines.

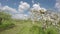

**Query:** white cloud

left=55, top=0, right=60, bottom=11
left=2, top=6, right=17, bottom=14
left=32, top=4, right=41, bottom=11
left=18, top=1, right=30, bottom=13
left=12, top=14, right=29, bottom=20
left=31, top=4, right=46, bottom=11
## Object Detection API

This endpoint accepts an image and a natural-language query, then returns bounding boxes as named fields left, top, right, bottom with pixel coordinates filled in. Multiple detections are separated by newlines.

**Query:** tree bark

left=0, top=18, right=2, bottom=25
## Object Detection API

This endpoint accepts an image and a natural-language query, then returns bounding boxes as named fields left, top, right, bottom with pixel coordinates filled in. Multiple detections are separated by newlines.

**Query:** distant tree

left=0, top=11, right=11, bottom=25
left=30, top=9, right=46, bottom=24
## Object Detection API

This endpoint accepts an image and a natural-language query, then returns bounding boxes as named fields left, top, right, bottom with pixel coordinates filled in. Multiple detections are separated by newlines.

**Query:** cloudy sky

left=0, top=0, right=60, bottom=19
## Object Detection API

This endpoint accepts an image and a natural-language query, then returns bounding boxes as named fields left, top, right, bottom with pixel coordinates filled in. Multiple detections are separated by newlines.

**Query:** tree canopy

left=0, top=11, right=11, bottom=20
left=0, top=11, right=11, bottom=25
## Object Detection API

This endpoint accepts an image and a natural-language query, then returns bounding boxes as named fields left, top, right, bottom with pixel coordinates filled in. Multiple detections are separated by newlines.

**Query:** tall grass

left=0, top=20, right=15, bottom=31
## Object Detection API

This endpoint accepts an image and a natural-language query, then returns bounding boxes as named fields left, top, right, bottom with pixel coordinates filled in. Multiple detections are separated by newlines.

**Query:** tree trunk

left=0, top=18, right=2, bottom=25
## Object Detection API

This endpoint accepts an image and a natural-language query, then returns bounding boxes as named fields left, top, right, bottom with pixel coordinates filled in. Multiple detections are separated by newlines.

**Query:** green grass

left=0, top=20, right=15, bottom=31
left=0, top=20, right=59, bottom=34
left=30, top=25, right=45, bottom=34
left=0, top=23, right=14, bottom=31
left=46, top=27, right=58, bottom=34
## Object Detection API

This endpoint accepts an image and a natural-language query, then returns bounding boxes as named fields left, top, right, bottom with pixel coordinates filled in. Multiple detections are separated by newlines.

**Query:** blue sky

left=0, top=0, right=56, bottom=10
left=0, top=0, right=60, bottom=19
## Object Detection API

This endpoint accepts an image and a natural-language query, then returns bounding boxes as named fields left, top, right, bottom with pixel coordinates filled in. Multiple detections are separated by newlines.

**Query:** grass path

left=0, top=21, right=33, bottom=34
left=0, top=22, right=21, bottom=34
left=0, top=21, right=59, bottom=34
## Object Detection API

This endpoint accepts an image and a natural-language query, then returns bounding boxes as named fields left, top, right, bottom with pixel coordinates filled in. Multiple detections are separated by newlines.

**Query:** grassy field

left=0, top=20, right=58, bottom=34
left=0, top=20, right=32, bottom=34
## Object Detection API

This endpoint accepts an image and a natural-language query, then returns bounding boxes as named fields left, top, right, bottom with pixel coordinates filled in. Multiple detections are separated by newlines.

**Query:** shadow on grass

left=0, top=23, right=15, bottom=32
